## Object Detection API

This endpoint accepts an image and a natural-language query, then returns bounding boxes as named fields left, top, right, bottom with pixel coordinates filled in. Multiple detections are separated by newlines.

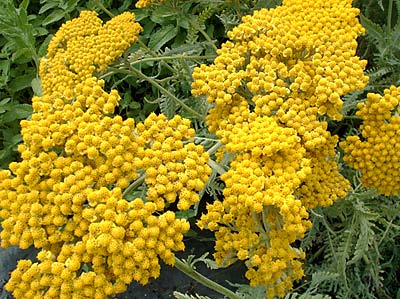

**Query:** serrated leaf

left=228, top=283, right=266, bottom=299
left=309, top=271, right=340, bottom=289
left=359, top=14, right=385, bottom=47
left=173, top=291, right=212, bottom=299
left=148, top=24, right=178, bottom=51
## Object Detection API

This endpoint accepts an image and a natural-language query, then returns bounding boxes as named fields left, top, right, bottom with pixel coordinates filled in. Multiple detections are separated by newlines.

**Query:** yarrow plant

left=192, top=0, right=368, bottom=297
left=0, top=10, right=211, bottom=299
left=0, top=0, right=399, bottom=299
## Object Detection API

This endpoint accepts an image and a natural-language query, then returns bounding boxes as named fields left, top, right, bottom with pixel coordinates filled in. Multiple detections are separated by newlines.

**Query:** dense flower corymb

left=193, top=0, right=366, bottom=298
left=0, top=10, right=211, bottom=299
left=341, top=85, right=400, bottom=196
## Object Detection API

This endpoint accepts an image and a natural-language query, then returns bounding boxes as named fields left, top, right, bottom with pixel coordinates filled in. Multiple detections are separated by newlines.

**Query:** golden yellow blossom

left=193, top=0, right=363, bottom=297
left=341, top=85, right=400, bottom=196
left=1, top=10, right=210, bottom=299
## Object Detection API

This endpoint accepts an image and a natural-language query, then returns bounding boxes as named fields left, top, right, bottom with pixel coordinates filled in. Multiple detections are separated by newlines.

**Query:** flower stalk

left=173, top=257, right=241, bottom=299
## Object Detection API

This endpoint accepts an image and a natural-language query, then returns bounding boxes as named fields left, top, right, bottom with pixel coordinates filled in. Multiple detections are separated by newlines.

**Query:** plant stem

left=129, top=67, right=203, bottom=119
left=92, top=0, right=114, bottom=18
left=387, top=0, right=393, bottom=33
left=207, top=158, right=226, bottom=175
left=130, top=54, right=216, bottom=65
left=122, top=174, right=145, bottom=197
left=173, top=257, right=241, bottom=299
left=136, top=38, right=175, bottom=73
left=206, top=141, right=222, bottom=155
left=100, top=54, right=216, bottom=80
left=198, top=27, right=219, bottom=52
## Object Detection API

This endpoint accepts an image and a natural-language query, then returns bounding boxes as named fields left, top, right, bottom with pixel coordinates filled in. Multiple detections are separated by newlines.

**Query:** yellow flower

left=341, top=85, right=400, bottom=196
left=192, top=0, right=363, bottom=297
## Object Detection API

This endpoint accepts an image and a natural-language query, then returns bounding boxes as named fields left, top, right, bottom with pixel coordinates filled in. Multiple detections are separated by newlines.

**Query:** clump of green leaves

left=296, top=185, right=400, bottom=299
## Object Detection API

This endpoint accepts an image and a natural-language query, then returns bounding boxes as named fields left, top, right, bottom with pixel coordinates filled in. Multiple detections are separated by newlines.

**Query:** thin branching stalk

left=173, top=257, right=241, bottom=299
left=207, top=158, right=226, bottom=175
left=188, top=20, right=218, bottom=53
left=136, top=38, right=176, bottom=73
left=206, top=141, right=222, bottom=155
left=387, top=0, right=393, bottom=32
left=129, top=67, right=203, bottom=118
left=92, top=0, right=114, bottom=18
left=122, top=174, right=145, bottom=197
left=130, top=54, right=216, bottom=65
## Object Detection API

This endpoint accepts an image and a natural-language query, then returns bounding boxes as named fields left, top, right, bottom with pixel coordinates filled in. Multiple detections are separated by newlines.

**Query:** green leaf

left=31, top=77, right=42, bottom=96
left=38, top=34, right=53, bottom=57
left=148, top=24, right=179, bottom=51
left=8, top=73, right=35, bottom=92
left=359, top=14, right=385, bottom=48
left=41, top=9, right=66, bottom=26
left=19, top=0, right=29, bottom=10
left=61, top=0, right=80, bottom=12
left=175, top=209, right=195, bottom=219
left=173, top=291, right=212, bottom=299
left=12, top=48, right=34, bottom=64
left=0, top=60, right=10, bottom=86
left=33, top=26, right=49, bottom=37
left=1, top=103, right=32, bottom=123
left=38, top=2, right=57, bottom=14
left=150, top=7, right=178, bottom=24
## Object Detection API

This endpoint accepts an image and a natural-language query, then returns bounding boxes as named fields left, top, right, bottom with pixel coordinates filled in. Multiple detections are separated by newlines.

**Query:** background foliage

left=0, top=0, right=399, bottom=299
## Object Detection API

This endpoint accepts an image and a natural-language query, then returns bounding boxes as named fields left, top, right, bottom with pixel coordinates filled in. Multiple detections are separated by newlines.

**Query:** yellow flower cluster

left=137, top=113, right=211, bottom=210
left=40, top=11, right=142, bottom=96
left=340, top=85, right=400, bottom=196
left=193, top=0, right=366, bottom=297
left=135, top=0, right=166, bottom=8
left=0, top=11, right=210, bottom=299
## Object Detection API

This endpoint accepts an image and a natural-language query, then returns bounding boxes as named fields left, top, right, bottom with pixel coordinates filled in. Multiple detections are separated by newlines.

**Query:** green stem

left=187, top=19, right=218, bottom=53
left=206, top=141, right=222, bottom=155
left=129, top=67, right=203, bottom=119
left=198, top=27, right=218, bottom=52
left=173, top=257, right=241, bottom=299
left=101, top=54, right=216, bottom=80
left=130, top=54, right=216, bottom=65
left=207, top=158, right=226, bottom=175
left=307, top=243, right=326, bottom=264
left=92, top=0, right=114, bottom=18
left=136, top=38, right=175, bottom=73
left=122, top=174, right=145, bottom=197
left=342, top=115, right=361, bottom=120
left=387, top=0, right=393, bottom=33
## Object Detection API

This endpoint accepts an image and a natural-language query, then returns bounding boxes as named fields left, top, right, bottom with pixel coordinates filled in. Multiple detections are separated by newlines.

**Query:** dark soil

left=0, top=239, right=247, bottom=299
